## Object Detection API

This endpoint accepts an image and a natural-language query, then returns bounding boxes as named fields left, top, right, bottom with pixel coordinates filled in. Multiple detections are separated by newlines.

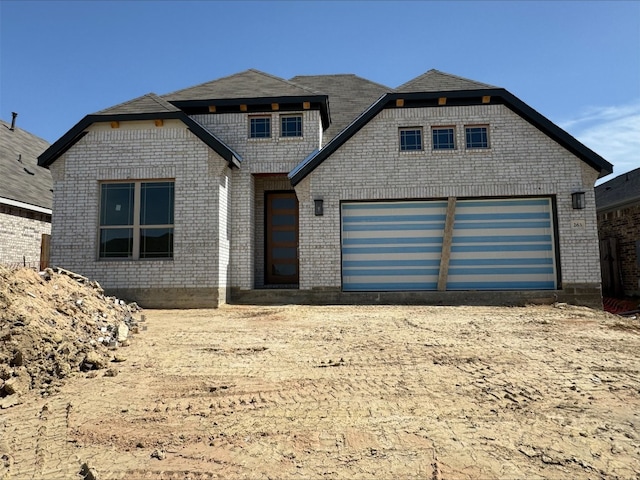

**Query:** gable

left=289, top=88, right=613, bottom=185
left=38, top=94, right=242, bottom=169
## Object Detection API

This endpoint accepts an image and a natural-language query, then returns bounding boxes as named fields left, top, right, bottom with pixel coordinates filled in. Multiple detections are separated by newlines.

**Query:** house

left=38, top=69, right=613, bottom=308
left=596, top=167, right=640, bottom=297
left=1, top=114, right=52, bottom=268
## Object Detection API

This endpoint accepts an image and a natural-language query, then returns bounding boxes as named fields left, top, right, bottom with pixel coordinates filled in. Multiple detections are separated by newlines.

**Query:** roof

left=163, top=69, right=319, bottom=102
left=39, top=69, right=614, bottom=186
left=396, top=69, right=496, bottom=92
left=96, top=93, right=181, bottom=115
left=38, top=93, right=242, bottom=168
left=163, top=69, right=331, bottom=129
left=290, top=74, right=391, bottom=142
left=596, top=167, right=640, bottom=211
left=289, top=71, right=613, bottom=185
left=0, top=118, right=52, bottom=210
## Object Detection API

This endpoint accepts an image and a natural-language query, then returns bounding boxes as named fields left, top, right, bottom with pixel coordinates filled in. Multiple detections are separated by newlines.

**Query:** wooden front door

left=265, top=192, right=299, bottom=285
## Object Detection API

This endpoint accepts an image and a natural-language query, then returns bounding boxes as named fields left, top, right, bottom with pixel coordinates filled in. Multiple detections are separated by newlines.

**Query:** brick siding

left=296, top=104, right=602, bottom=290
left=0, top=206, right=51, bottom=268
left=598, top=203, right=640, bottom=296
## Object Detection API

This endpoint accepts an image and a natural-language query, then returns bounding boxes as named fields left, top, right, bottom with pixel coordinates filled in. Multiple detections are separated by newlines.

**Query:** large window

left=399, top=128, right=423, bottom=151
left=99, top=181, right=174, bottom=259
left=249, top=116, right=271, bottom=138
left=281, top=115, right=302, bottom=137
left=465, top=126, right=489, bottom=149
left=432, top=127, right=456, bottom=150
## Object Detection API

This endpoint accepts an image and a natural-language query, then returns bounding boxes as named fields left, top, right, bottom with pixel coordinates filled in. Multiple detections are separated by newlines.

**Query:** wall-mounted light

left=571, top=191, right=586, bottom=210
left=314, top=199, right=324, bottom=216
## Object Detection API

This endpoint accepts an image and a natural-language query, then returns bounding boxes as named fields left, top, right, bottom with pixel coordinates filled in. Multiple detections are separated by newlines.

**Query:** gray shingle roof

left=396, top=69, right=496, bottom=93
left=95, top=93, right=181, bottom=115
left=289, top=74, right=391, bottom=142
left=0, top=118, right=52, bottom=210
left=163, top=69, right=319, bottom=102
left=595, top=167, right=640, bottom=211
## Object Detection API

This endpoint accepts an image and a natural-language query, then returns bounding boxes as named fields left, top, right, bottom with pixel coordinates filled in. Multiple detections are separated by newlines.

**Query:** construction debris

left=0, top=266, right=142, bottom=405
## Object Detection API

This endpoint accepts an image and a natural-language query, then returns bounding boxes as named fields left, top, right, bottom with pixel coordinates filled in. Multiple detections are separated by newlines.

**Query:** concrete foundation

left=231, top=284, right=603, bottom=310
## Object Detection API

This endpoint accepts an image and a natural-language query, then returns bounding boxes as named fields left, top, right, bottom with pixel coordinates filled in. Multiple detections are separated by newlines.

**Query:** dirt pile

left=0, top=266, right=141, bottom=406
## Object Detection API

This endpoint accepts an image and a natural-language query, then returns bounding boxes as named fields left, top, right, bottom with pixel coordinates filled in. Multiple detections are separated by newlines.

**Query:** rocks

left=0, top=266, right=144, bottom=403
left=81, top=351, right=108, bottom=371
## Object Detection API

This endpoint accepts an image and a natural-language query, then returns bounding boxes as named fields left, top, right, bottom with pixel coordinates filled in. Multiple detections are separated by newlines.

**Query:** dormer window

left=281, top=115, right=302, bottom=137
left=249, top=116, right=271, bottom=138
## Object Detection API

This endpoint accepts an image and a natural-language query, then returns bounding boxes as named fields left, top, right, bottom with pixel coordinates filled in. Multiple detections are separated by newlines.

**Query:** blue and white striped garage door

left=447, top=198, right=556, bottom=290
left=341, top=201, right=448, bottom=291
left=341, top=198, right=557, bottom=292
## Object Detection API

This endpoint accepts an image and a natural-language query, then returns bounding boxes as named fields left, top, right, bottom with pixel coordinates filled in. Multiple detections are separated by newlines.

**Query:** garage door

left=341, top=198, right=557, bottom=292
left=341, top=201, right=448, bottom=291
left=446, top=198, right=557, bottom=290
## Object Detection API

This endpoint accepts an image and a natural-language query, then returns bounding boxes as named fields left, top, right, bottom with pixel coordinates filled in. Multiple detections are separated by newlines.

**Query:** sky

left=1, top=0, right=639, bottom=183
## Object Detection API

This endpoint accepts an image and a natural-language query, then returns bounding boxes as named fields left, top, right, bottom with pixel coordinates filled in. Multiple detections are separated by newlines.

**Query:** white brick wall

left=191, top=110, right=321, bottom=289
left=50, top=120, right=228, bottom=292
left=49, top=103, right=603, bottom=301
left=0, top=208, right=50, bottom=268
left=296, top=104, right=603, bottom=289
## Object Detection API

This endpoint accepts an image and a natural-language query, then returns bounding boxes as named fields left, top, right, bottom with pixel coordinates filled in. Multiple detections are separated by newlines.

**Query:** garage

left=447, top=198, right=557, bottom=290
left=341, top=198, right=557, bottom=292
left=341, top=200, right=448, bottom=291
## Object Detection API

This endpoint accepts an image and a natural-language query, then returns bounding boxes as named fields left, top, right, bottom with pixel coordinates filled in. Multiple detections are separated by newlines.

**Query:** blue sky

left=1, top=0, right=639, bottom=182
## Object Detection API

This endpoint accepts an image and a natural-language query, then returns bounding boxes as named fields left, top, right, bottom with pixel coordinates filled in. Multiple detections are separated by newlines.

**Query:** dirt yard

left=1, top=302, right=639, bottom=479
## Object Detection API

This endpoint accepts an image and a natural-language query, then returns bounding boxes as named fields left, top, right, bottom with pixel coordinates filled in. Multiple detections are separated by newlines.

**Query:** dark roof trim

left=169, top=95, right=331, bottom=130
left=38, top=112, right=242, bottom=168
left=289, top=89, right=613, bottom=186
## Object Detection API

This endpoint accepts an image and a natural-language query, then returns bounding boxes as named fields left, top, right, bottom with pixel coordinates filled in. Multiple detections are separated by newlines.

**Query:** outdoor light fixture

left=571, top=191, right=586, bottom=210
left=314, top=199, right=324, bottom=216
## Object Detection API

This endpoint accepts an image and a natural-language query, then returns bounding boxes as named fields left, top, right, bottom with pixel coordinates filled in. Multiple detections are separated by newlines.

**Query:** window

left=249, top=116, right=271, bottom=138
left=399, top=128, right=423, bottom=151
left=281, top=115, right=302, bottom=137
left=432, top=127, right=456, bottom=150
left=465, top=126, right=489, bottom=149
left=99, top=181, right=174, bottom=259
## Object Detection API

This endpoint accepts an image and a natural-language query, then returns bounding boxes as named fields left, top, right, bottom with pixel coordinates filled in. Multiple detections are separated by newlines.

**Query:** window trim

left=280, top=114, right=303, bottom=138
left=98, top=180, right=175, bottom=261
left=465, top=125, right=490, bottom=149
left=399, top=127, right=424, bottom=152
left=249, top=115, right=272, bottom=139
left=431, top=126, right=456, bottom=151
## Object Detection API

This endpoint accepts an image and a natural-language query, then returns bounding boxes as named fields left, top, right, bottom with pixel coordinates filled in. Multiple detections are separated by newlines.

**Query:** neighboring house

left=38, top=69, right=612, bottom=308
left=596, top=167, right=640, bottom=297
left=1, top=114, right=52, bottom=268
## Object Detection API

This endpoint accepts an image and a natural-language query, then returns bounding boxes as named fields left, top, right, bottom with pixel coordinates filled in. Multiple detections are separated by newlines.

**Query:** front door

left=265, top=192, right=299, bottom=285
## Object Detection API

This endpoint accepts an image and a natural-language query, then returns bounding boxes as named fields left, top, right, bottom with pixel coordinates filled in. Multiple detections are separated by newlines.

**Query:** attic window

left=399, top=128, right=423, bottom=151
left=249, top=116, right=271, bottom=138
left=432, top=127, right=456, bottom=150
left=465, top=125, right=489, bottom=149
left=281, top=115, right=302, bottom=137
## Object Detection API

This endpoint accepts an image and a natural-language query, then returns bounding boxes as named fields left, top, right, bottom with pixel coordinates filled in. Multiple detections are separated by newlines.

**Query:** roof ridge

left=249, top=69, right=321, bottom=95
left=428, top=69, right=495, bottom=88
left=290, top=73, right=393, bottom=92
left=161, top=69, right=256, bottom=98
left=93, top=92, right=157, bottom=114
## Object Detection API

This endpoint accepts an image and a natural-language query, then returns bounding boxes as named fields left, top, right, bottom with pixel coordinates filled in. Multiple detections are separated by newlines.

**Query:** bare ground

left=1, top=303, right=639, bottom=479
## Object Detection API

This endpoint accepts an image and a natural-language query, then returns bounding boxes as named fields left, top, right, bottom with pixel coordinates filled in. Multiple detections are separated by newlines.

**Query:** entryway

left=265, top=191, right=299, bottom=285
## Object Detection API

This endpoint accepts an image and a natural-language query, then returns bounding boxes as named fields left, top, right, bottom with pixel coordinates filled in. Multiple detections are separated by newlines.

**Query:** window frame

left=280, top=114, right=303, bottom=138
left=431, top=126, right=456, bottom=150
left=399, top=127, right=424, bottom=152
left=465, top=125, right=490, bottom=149
left=98, top=180, right=175, bottom=261
left=249, top=115, right=272, bottom=139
